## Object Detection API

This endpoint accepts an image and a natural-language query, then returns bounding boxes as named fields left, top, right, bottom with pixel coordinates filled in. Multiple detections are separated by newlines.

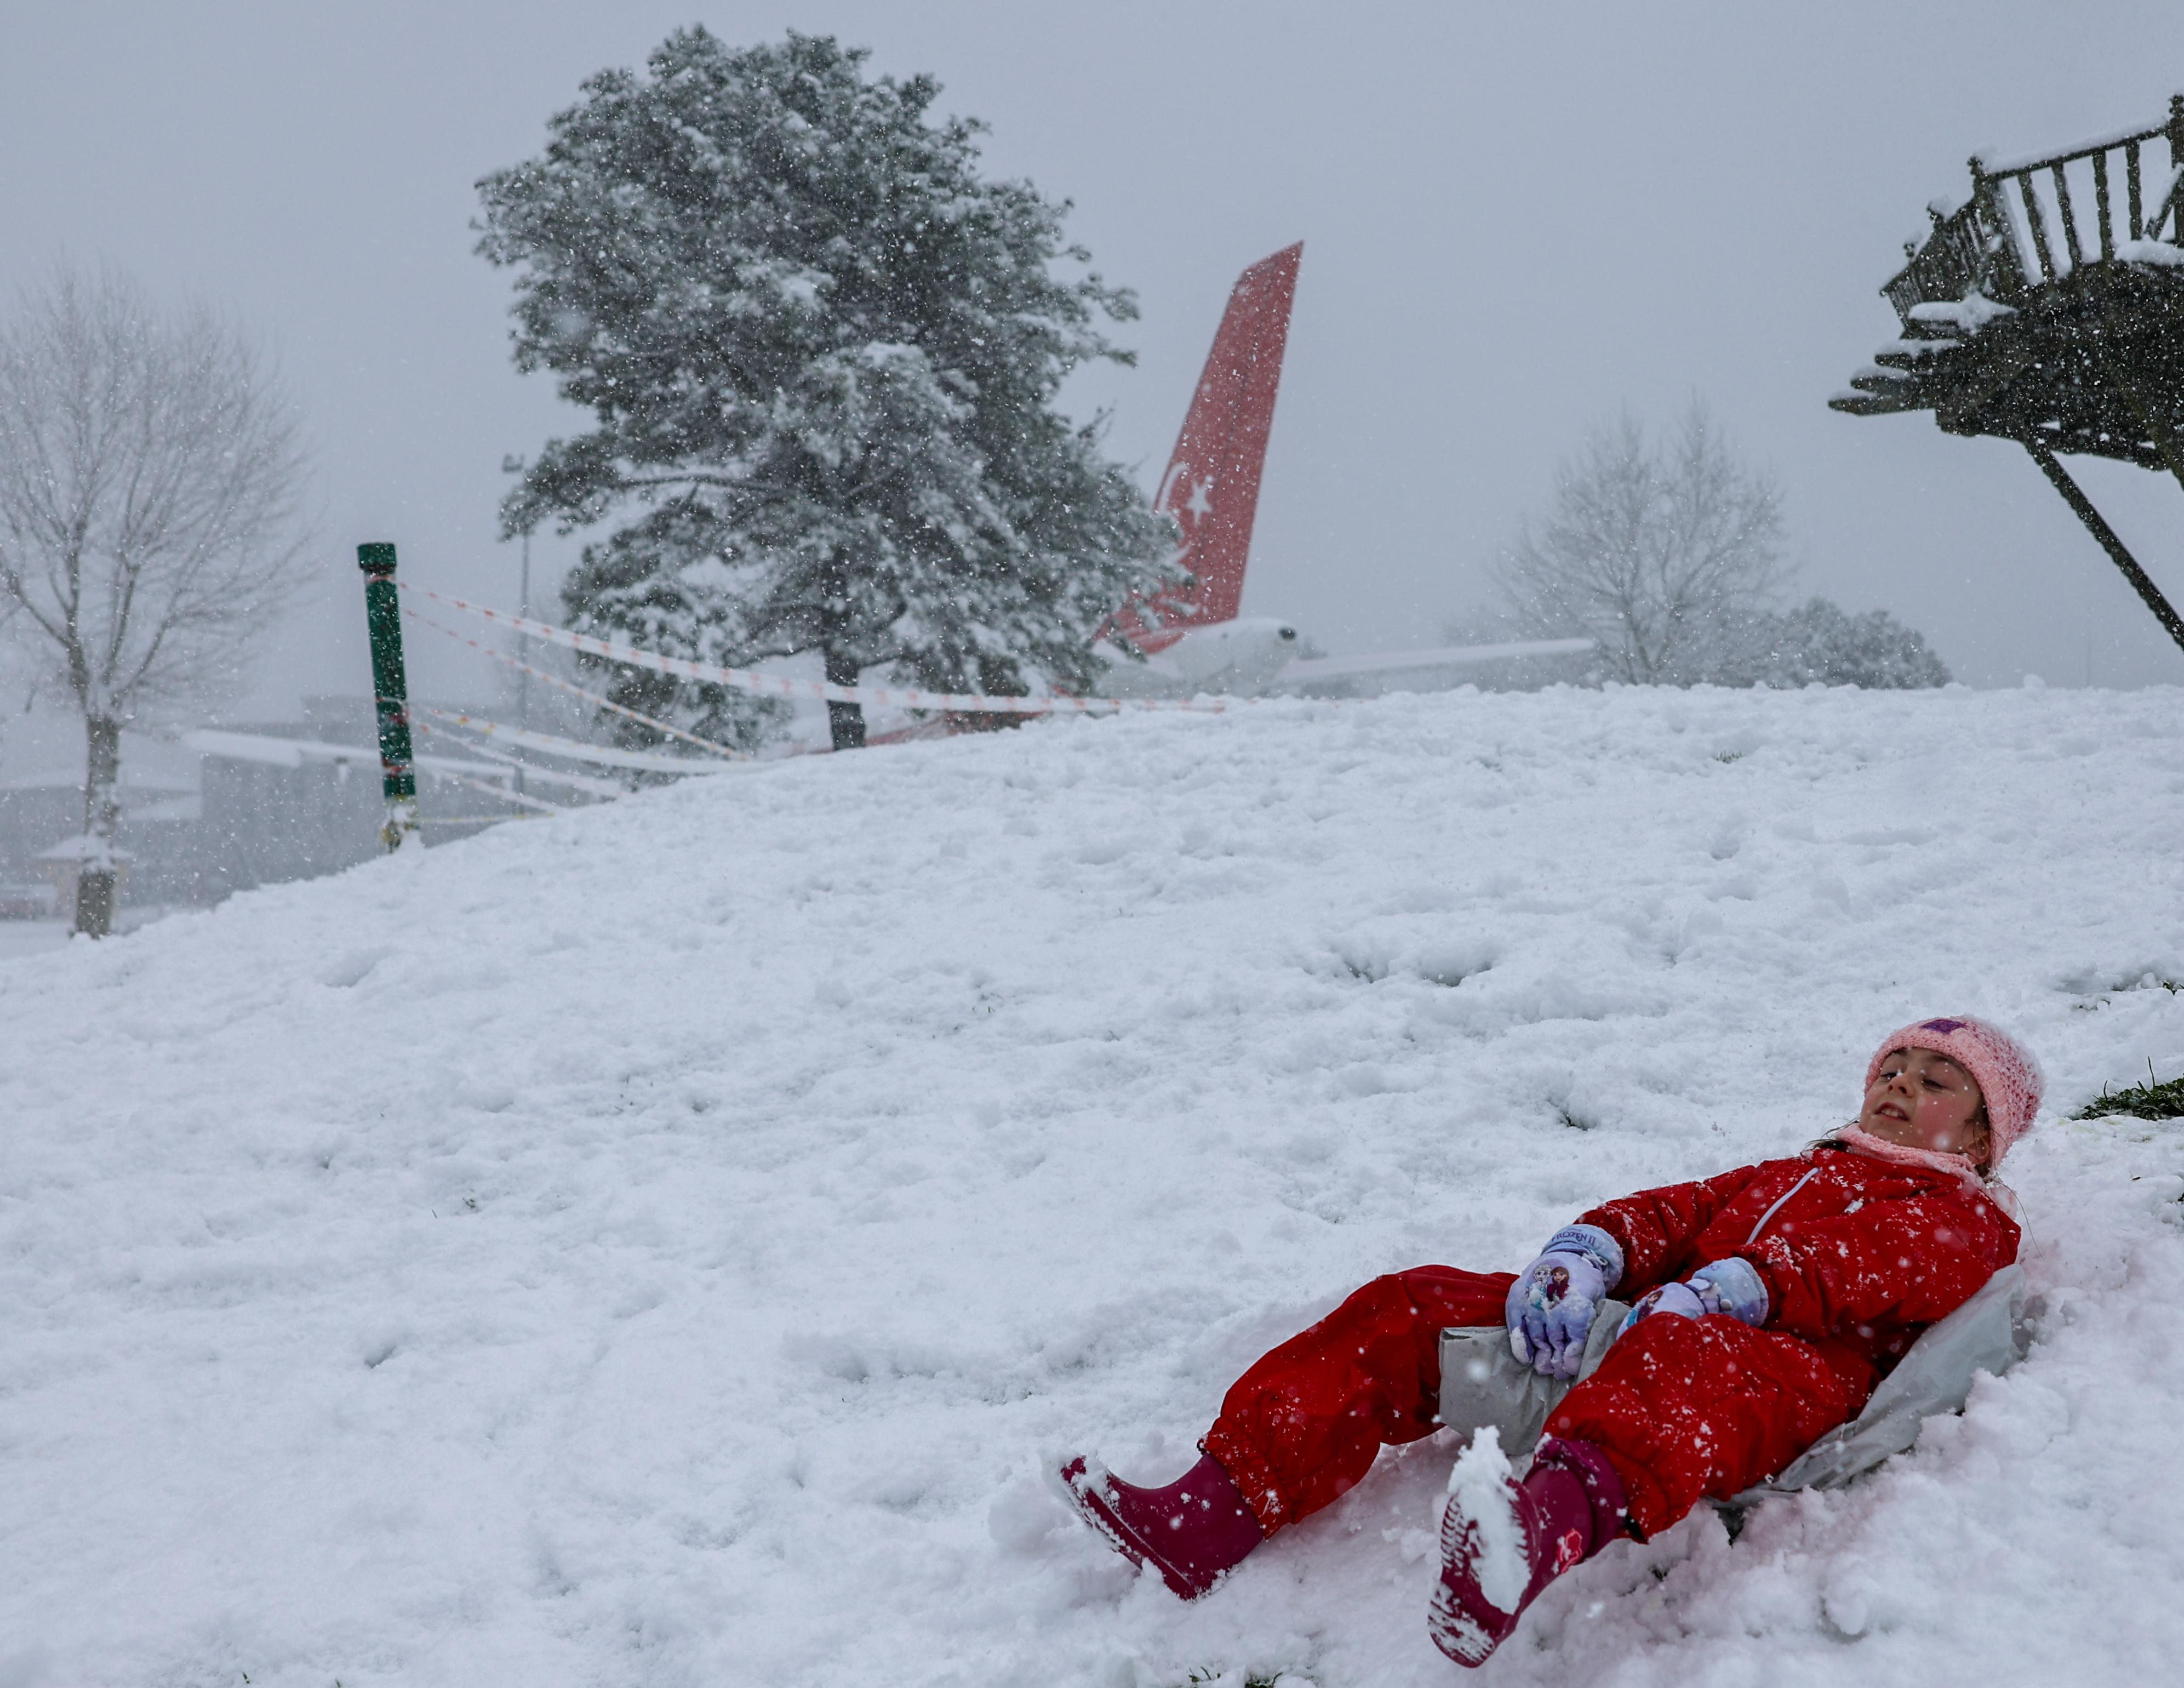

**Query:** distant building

left=0, top=695, right=542, bottom=921
left=0, top=736, right=207, bottom=911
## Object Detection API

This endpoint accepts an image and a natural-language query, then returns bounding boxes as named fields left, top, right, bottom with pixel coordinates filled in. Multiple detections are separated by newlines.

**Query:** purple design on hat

left=1919, top=1018, right=1967, bottom=1033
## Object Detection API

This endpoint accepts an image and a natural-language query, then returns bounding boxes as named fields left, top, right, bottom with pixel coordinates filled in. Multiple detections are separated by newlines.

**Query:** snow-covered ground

left=4, top=682, right=2182, bottom=1687
left=0, top=919, right=69, bottom=960
left=0, top=907, right=173, bottom=959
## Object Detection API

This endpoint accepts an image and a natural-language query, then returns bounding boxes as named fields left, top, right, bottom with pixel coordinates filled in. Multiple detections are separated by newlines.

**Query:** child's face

left=1859, top=1047, right=1989, bottom=1163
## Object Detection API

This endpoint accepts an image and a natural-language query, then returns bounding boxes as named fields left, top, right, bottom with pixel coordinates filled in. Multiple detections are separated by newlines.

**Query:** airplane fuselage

left=1094, top=617, right=1301, bottom=698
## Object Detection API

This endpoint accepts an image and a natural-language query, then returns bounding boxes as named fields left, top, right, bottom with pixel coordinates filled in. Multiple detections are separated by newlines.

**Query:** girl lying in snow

left=1061, top=1016, right=2041, bottom=1668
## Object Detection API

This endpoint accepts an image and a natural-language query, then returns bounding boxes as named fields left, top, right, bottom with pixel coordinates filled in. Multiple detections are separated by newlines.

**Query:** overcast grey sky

left=6, top=0, right=2184, bottom=715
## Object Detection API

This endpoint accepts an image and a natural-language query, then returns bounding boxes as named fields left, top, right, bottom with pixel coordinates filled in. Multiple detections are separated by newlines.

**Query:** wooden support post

left=2025, top=441, right=2184, bottom=657
left=2052, top=163, right=2085, bottom=269
left=1969, top=160, right=2027, bottom=298
left=2166, top=94, right=2184, bottom=241
left=358, top=542, right=421, bottom=851
left=2093, top=150, right=2114, bottom=261
left=2018, top=173, right=2058, bottom=280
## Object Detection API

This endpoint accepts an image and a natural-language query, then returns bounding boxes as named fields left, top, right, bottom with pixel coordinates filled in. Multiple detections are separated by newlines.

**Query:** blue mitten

left=1619, top=1256, right=1770, bottom=1336
left=1505, top=1224, right=1625, bottom=1379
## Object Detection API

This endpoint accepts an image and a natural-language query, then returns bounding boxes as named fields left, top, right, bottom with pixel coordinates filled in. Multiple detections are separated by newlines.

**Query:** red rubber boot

left=1060, top=1451, right=1266, bottom=1599
left=1428, top=1436, right=1628, bottom=1668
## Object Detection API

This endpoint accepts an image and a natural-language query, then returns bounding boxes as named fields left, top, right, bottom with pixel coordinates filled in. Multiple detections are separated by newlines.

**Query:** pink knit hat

left=1864, top=1016, right=2044, bottom=1168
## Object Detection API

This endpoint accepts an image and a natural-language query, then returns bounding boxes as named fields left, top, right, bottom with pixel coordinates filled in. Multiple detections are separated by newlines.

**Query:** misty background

left=5, top=0, right=2184, bottom=722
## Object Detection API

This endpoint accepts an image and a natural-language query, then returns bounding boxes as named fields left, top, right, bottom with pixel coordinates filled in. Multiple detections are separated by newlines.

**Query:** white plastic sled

left=1435, top=1265, right=2032, bottom=1521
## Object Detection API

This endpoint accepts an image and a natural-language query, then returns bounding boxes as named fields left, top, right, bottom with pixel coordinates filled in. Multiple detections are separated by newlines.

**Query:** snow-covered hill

left=4, top=683, right=2182, bottom=1687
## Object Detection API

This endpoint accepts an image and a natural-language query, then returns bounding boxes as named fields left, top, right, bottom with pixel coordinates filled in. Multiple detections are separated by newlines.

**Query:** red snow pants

left=1204, top=1267, right=1513, bottom=1533
left=1203, top=1267, right=1860, bottom=1540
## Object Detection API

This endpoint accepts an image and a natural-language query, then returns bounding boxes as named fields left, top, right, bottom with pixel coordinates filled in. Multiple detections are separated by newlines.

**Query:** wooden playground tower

left=1834, top=97, right=2184, bottom=653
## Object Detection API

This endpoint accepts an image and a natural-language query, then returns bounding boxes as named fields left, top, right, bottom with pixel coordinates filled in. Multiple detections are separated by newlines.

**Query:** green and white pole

left=358, top=542, right=420, bottom=851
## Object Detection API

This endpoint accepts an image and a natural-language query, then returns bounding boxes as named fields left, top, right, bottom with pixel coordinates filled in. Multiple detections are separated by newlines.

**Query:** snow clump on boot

left=1442, top=1428, right=1528, bottom=1613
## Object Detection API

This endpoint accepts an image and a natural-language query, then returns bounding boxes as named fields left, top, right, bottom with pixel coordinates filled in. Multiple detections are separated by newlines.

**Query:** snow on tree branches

left=476, top=28, right=1179, bottom=750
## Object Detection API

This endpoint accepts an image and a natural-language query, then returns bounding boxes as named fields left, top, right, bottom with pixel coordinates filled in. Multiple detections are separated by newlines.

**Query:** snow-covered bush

left=476, top=29, right=1177, bottom=750
left=1716, top=598, right=1951, bottom=689
left=1476, top=403, right=1946, bottom=692
left=1442, top=596, right=1950, bottom=693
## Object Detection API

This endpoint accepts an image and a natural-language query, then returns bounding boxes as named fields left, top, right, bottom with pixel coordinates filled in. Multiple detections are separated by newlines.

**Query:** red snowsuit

left=1203, top=1143, right=2019, bottom=1539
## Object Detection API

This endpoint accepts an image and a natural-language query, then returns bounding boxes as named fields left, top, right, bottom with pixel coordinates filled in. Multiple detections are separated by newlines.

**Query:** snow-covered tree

left=476, top=28, right=1178, bottom=750
left=1497, top=403, right=1786, bottom=685
left=0, top=268, right=308, bottom=936
left=1720, top=598, right=1951, bottom=689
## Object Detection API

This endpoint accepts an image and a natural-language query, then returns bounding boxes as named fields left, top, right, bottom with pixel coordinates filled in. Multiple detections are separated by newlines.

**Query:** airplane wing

left=1274, top=638, right=1594, bottom=686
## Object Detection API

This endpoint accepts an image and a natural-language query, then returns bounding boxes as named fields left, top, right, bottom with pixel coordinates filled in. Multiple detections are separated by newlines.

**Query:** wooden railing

left=1883, top=96, right=2184, bottom=327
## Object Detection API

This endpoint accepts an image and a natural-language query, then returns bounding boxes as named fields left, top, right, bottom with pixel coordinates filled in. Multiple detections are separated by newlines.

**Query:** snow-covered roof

left=30, top=836, right=133, bottom=862
left=0, top=722, right=203, bottom=794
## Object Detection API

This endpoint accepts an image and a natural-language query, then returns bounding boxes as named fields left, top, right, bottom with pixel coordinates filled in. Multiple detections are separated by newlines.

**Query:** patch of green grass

left=2072, top=1060, right=2184, bottom=1120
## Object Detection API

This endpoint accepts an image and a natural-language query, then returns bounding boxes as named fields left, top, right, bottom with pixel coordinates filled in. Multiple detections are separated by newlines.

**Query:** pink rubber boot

left=1060, top=1451, right=1266, bottom=1599
left=1428, top=1436, right=1628, bottom=1668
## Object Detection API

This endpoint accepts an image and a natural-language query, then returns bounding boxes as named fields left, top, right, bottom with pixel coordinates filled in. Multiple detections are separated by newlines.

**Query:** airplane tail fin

left=1119, top=243, right=1301, bottom=650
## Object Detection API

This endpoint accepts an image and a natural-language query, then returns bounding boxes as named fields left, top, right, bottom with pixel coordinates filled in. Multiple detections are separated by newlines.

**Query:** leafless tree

left=0, top=267, right=310, bottom=935
left=1497, top=402, right=1786, bottom=685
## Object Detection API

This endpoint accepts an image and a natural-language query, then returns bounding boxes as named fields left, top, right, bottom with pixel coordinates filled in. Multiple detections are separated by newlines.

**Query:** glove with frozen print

left=1505, top=1224, right=1626, bottom=1379
left=1617, top=1256, right=1770, bottom=1336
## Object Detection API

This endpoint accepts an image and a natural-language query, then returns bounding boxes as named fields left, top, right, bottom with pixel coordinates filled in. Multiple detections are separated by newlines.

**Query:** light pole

left=502, top=455, right=534, bottom=799
left=517, top=525, right=531, bottom=798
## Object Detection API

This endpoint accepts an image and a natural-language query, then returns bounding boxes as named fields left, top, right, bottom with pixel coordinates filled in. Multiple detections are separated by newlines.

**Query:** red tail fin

left=1118, top=243, right=1301, bottom=650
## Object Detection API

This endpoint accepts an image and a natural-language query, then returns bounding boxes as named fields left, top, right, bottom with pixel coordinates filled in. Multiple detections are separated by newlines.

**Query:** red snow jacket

left=1579, top=1142, right=2020, bottom=1405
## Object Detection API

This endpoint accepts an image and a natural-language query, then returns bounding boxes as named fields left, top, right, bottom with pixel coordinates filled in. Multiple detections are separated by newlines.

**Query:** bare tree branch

left=1496, top=401, right=1787, bottom=685
left=0, top=265, right=312, bottom=934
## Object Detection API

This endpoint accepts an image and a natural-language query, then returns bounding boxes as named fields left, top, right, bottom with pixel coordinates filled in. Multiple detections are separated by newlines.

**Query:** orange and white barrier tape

left=415, top=705, right=735, bottom=777
left=402, top=584, right=1227, bottom=716
left=403, top=606, right=749, bottom=759
left=408, top=716, right=624, bottom=799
